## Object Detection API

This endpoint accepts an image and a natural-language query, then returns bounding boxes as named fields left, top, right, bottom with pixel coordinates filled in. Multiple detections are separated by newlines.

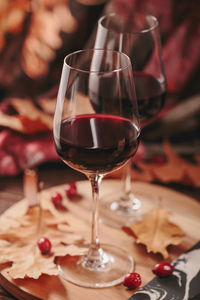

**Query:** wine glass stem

left=88, top=174, right=103, bottom=256
left=119, top=161, right=135, bottom=208
left=123, top=161, right=132, bottom=197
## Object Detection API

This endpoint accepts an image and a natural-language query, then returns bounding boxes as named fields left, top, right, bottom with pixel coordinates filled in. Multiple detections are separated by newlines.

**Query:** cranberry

left=51, top=191, right=63, bottom=208
left=37, top=237, right=52, bottom=254
left=123, top=272, right=142, bottom=289
left=153, top=262, right=174, bottom=277
left=65, top=182, right=77, bottom=198
left=149, top=154, right=166, bottom=165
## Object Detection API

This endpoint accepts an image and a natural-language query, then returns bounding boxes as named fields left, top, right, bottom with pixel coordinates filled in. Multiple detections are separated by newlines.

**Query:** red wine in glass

left=56, top=114, right=139, bottom=174
left=134, top=72, right=166, bottom=124
left=87, top=72, right=166, bottom=124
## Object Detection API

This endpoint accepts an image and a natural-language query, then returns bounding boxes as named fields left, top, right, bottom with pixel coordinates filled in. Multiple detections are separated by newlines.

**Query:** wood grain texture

left=0, top=179, right=200, bottom=300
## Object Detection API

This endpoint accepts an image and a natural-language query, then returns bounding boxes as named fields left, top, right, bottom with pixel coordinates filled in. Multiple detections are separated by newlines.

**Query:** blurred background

left=0, top=0, right=199, bottom=198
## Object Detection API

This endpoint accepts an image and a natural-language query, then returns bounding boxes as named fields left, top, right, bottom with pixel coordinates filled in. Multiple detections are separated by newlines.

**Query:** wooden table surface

left=0, top=162, right=199, bottom=300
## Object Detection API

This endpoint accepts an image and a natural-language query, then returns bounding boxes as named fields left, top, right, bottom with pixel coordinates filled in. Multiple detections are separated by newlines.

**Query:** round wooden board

left=0, top=179, right=200, bottom=300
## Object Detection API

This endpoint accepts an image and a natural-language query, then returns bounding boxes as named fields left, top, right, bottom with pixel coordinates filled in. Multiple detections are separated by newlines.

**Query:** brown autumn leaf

left=21, top=2, right=78, bottom=78
left=17, top=115, right=50, bottom=134
left=0, top=110, right=24, bottom=133
left=0, top=238, right=84, bottom=280
left=6, top=243, right=86, bottom=280
left=126, top=207, right=184, bottom=258
left=0, top=98, right=53, bottom=133
left=0, top=205, right=83, bottom=247
left=37, top=97, right=56, bottom=115
left=0, top=241, right=29, bottom=265
left=0, top=1, right=29, bottom=50
left=11, top=98, right=53, bottom=131
left=0, top=194, right=86, bottom=279
left=53, top=244, right=87, bottom=258
left=8, top=248, right=59, bottom=279
left=0, top=200, right=28, bottom=231
left=136, top=141, right=200, bottom=187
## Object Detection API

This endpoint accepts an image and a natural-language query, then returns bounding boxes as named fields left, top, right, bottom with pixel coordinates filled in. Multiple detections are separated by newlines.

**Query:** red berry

left=123, top=272, right=142, bottom=289
left=153, top=262, right=174, bottom=277
left=51, top=191, right=63, bottom=208
left=37, top=237, right=52, bottom=254
left=65, top=182, right=77, bottom=198
left=150, top=154, right=166, bottom=165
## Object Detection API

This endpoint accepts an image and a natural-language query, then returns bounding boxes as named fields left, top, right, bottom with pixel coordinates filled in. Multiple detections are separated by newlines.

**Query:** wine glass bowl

left=96, top=13, right=166, bottom=124
left=53, top=49, right=140, bottom=287
left=95, top=13, right=167, bottom=226
left=57, top=114, right=139, bottom=175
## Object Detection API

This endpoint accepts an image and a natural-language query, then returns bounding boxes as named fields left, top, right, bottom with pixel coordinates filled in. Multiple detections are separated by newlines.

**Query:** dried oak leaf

left=126, top=207, right=184, bottom=258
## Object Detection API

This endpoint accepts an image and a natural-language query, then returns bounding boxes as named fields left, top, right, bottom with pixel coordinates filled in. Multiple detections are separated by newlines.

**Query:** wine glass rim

left=64, top=49, right=132, bottom=74
left=99, top=12, right=159, bottom=34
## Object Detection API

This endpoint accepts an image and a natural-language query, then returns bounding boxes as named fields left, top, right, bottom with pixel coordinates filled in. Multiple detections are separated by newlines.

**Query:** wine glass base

left=100, top=191, right=152, bottom=229
left=57, top=243, right=134, bottom=288
left=110, top=194, right=142, bottom=214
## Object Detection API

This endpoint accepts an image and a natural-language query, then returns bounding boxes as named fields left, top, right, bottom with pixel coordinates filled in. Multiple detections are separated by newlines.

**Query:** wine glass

left=95, top=13, right=167, bottom=227
left=53, top=49, right=140, bottom=287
